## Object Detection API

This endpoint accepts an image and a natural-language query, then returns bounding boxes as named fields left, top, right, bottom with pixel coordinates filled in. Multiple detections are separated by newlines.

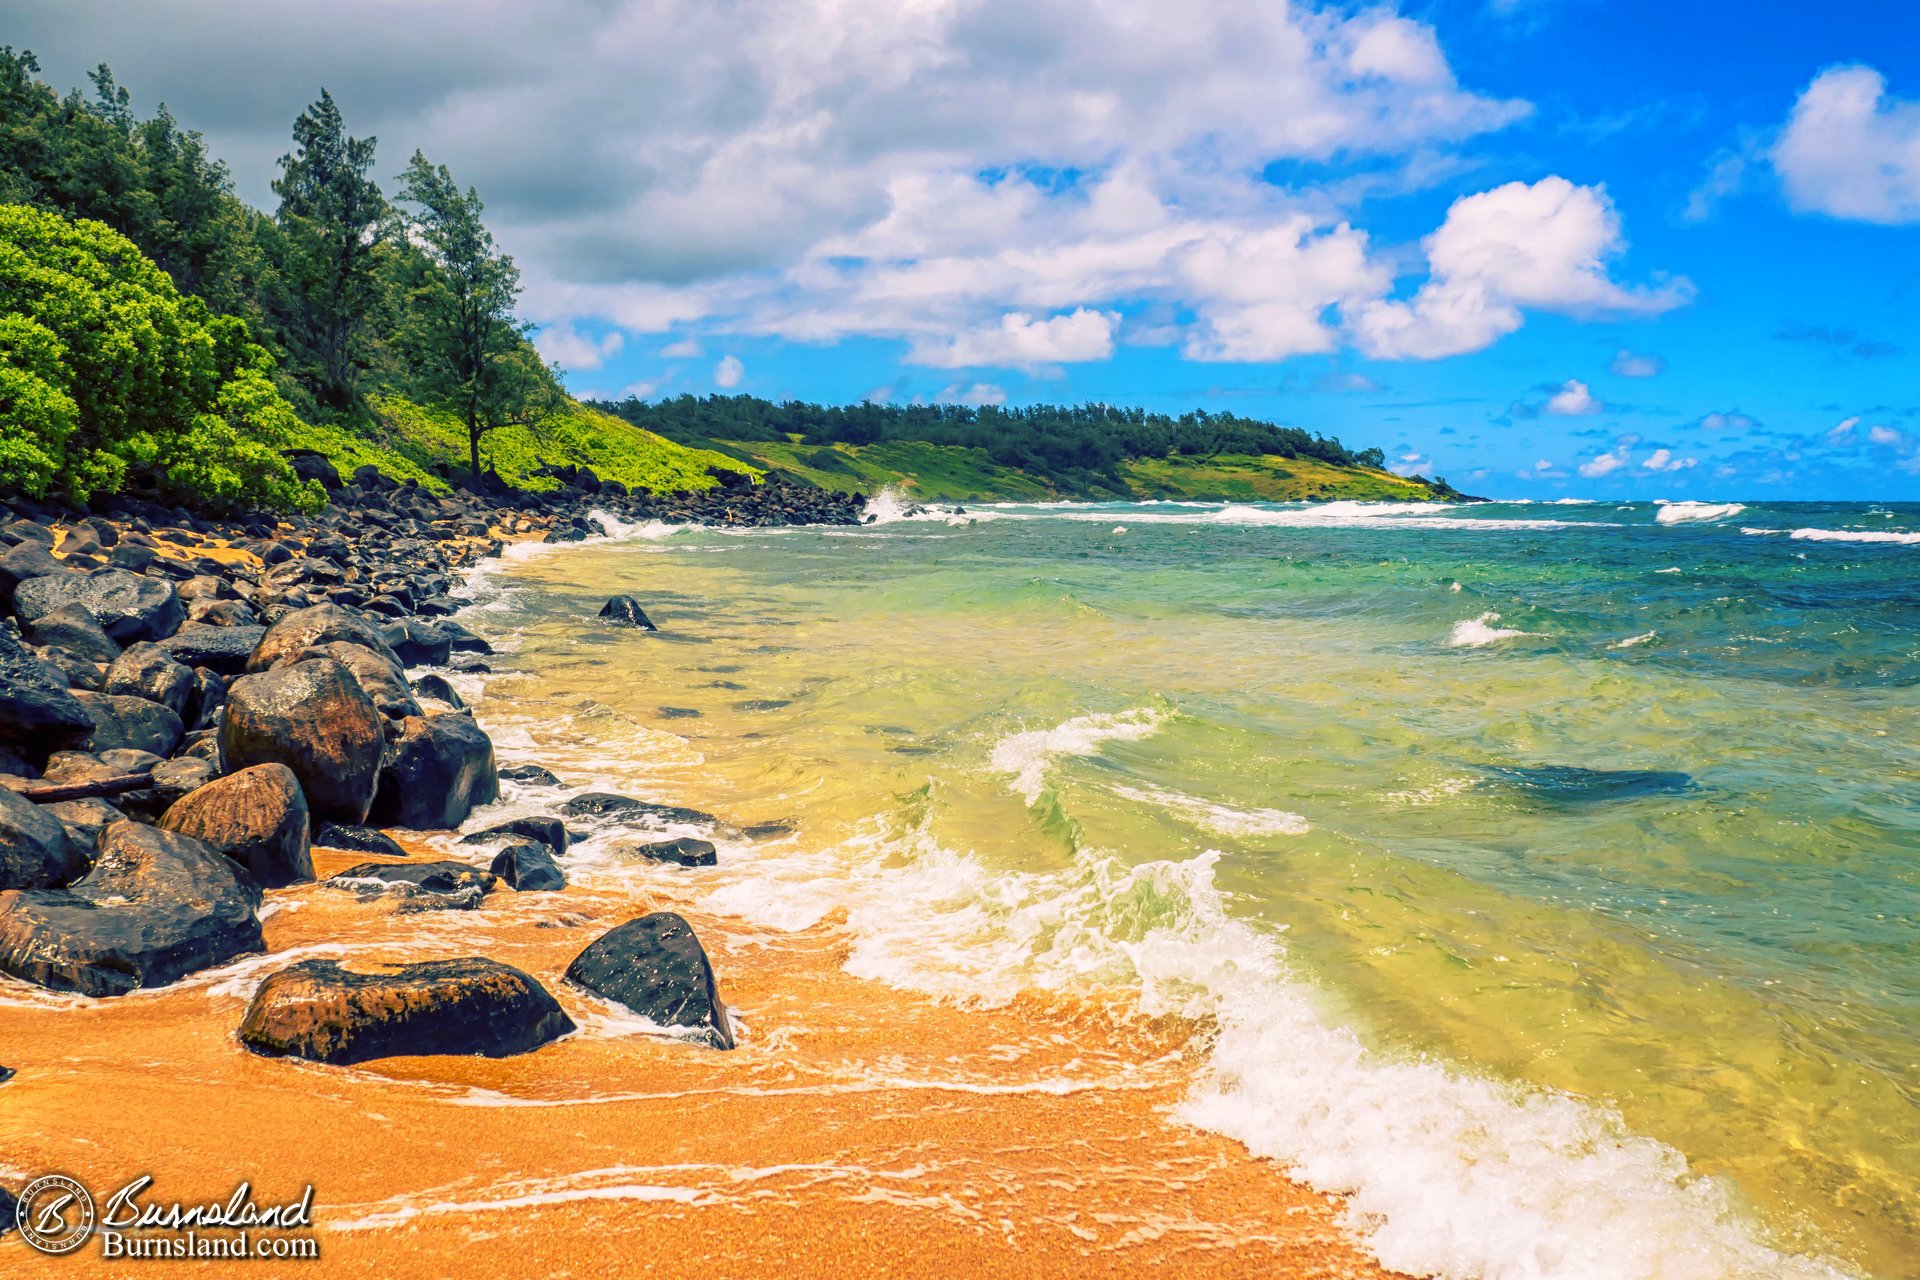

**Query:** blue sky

left=11, top=0, right=1920, bottom=498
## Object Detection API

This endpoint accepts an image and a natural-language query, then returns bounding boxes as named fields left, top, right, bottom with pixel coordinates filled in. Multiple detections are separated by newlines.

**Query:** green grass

left=1119, top=454, right=1441, bottom=502
left=718, top=439, right=1057, bottom=501
left=283, top=394, right=755, bottom=497
left=710, top=438, right=1446, bottom=504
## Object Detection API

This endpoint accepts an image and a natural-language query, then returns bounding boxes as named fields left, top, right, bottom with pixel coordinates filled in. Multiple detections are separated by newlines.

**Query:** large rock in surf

left=598, top=595, right=657, bottom=630
left=498, top=764, right=563, bottom=787
left=70, top=690, right=184, bottom=756
left=565, top=912, right=735, bottom=1049
left=367, top=713, right=497, bottom=829
left=14, top=568, right=183, bottom=644
left=460, top=816, right=571, bottom=859
left=488, top=840, right=566, bottom=891
left=558, top=792, right=716, bottom=829
left=381, top=619, right=453, bottom=669
left=245, top=604, right=403, bottom=674
left=221, top=658, right=384, bottom=823
left=237, top=957, right=575, bottom=1065
left=312, top=822, right=407, bottom=858
left=0, top=821, right=263, bottom=997
left=159, top=763, right=313, bottom=888
left=0, top=786, right=88, bottom=890
left=0, top=626, right=94, bottom=765
left=623, top=836, right=717, bottom=867
left=327, top=860, right=495, bottom=911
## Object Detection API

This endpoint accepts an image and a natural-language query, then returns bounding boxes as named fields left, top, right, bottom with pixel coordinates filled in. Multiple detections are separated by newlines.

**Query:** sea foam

left=987, top=708, right=1167, bottom=805
left=1446, top=612, right=1538, bottom=647
left=1654, top=501, right=1746, bottom=525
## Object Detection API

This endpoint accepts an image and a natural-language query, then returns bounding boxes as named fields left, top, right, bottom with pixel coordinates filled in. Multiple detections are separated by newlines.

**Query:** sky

left=9, top=0, right=1920, bottom=498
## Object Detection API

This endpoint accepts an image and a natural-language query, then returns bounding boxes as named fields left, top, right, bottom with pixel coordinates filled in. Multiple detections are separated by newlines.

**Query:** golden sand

left=0, top=843, right=1403, bottom=1278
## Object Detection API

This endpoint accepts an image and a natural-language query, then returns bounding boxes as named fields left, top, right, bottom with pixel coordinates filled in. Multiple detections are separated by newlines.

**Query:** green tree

left=270, top=90, right=388, bottom=415
left=0, top=203, right=321, bottom=511
left=394, top=150, right=557, bottom=481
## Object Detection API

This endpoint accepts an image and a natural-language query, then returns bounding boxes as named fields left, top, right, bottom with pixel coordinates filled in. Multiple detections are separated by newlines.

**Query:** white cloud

left=618, top=378, right=659, bottom=400
left=1641, top=448, right=1696, bottom=472
left=1826, top=415, right=1860, bottom=444
left=1352, top=177, right=1691, bottom=359
left=1578, top=448, right=1626, bottom=478
left=911, top=309, right=1115, bottom=369
left=1544, top=378, right=1602, bottom=416
left=1773, top=65, right=1920, bottom=224
left=533, top=323, right=624, bottom=370
left=660, top=337, right=703, bottom=358
left=713, top=355, right=745, bottom=388
left=937, top=382, right=1008, bottom=406
left=1697, top=411, right=1756, bottom=432
left=1390, top=450, right=1432, bottom=475
left=1610, top=349, right=1665, bottom=377
left=1869, top=424, right=1903, bottom=446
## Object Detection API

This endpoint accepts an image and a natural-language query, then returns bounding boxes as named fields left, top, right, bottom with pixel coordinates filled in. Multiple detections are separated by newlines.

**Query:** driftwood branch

left=19, top=773, right=155, bottom=804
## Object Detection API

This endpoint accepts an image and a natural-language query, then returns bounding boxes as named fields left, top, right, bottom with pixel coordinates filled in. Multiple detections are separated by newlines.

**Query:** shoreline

left=0, top=470, right=1407, bottom=1276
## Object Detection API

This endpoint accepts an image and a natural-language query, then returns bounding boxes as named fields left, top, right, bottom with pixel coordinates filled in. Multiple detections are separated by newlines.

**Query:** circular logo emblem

left=16, top=1174, right=95, bottom=1255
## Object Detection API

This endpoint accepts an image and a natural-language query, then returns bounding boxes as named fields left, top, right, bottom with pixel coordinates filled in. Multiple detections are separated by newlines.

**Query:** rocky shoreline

left=0, top=466, right=865, bottom=1096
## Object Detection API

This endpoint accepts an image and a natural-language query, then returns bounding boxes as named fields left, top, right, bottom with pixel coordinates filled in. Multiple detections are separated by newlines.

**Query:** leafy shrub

left=0, top=203, right=321, bottom=511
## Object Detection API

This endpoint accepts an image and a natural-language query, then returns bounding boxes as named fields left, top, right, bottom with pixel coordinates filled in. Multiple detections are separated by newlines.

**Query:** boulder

left=43, top=797, right=124, bottom=849
left=186, top=598, right=259, bottom=627
left=283, top=450, right=342, bottom=490
left=159, top=763, right=313, bottom=888
left=220, top=658, right=384, bottom=823
left=565, top=913, right=735, bottom=1049
left=598, top=595, right=657, bottom=630
left=459, top=816, right=571, bottom=859
left=0, top=821, right=263, bottom=997
left=559, top=792, right=717, bottom=828
left=0, top=539, right=68, bottom=609
left=245, top=604, right=402, bottom=674
left=327, top=859, right=495, bottom=911
left=0, top=627, right=94, bottom=765
left=312, top=822, right=408, bottom=858
left=24, top=604, right=121, bottom=665
left=281, top=641, right=419, bottom=722
left=71, top=690, right=184, bottom=756
left=102, top=643, right=195, bottom=715
left=184, top=668, right=226, bottom=732
left=381, top=618, right=452, bottom=668
left=158, top=623, right=266, bottom=675
left=138, top=756, right=217, bottom=818
left=0, top=786, right=88, bottom=890
left=488, top=840, right=566, bottom=891
left=499, top=764, right=563, bottom=787
left=624, top=836, right=718, bottom=868
left=367, top=713, right=497, bottom=829
left=14, top=568, right=183, bottom=644
left=238, top=957, right=574, bottom=1065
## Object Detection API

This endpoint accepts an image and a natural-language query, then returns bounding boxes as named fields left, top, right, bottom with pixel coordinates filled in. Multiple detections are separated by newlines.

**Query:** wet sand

left=0, top=845, right=1404, bottom=1278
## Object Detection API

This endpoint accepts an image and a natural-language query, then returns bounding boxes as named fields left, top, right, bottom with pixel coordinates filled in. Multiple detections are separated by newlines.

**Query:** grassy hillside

left=1119, top=454, right=1442, bottom=502
left=284, top=396, right=754, bottom=496
left=705, top=437, right=1451, bottom=503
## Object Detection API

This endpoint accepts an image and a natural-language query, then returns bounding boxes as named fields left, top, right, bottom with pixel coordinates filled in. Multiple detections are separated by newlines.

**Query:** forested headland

left=0, top=49, right=1460, bottom=513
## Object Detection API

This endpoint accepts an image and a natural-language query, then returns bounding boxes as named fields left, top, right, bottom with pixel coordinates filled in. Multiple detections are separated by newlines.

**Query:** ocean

left=452, top=496, right=1920, bottom=1280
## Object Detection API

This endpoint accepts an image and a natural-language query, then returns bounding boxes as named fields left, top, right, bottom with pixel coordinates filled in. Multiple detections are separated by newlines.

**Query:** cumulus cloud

left=937, top=382, right=1008, bottom=406
left=910, top=309, right=1115, bottom=369
left=1773, top=65, right=1920, bottom=224
left=1869, top=424, right=1904, bottom=446
left=11, top=0, right=1551, bottom=368
left=713, top=355, right=745, bottom=388
left=1610, top=349, right=1665, bottom=377
left=1390, top=450, right=1432, bottom=475
left=660, top=337, right=703, bottom=358
left=1352, top=176, right=1691, bottom=359
left=1544, top=378, right=1602, bottom=415
left=533, top=323, right=623, bottom=371
left=1641, top=448, right=1695, bottom=472
left=1696, top=411, right=1756, bottom=432
left=1578, top=447, right=1626, bottom=477
left=1826, top=415, right=1860, bottom=444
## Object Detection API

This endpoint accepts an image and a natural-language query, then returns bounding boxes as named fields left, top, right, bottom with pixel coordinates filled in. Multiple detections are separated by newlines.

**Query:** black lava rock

left=565, top=912, right=735, bottom=1049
